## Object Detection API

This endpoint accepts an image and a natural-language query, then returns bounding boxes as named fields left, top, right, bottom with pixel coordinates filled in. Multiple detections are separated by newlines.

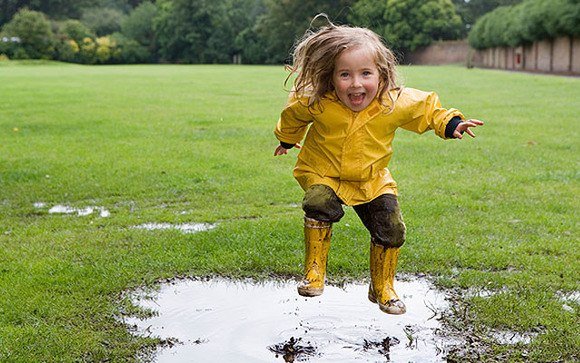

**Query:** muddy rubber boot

left=368, top=242, right=406, bottom=315
left=297, top=217, right=332, bottom=297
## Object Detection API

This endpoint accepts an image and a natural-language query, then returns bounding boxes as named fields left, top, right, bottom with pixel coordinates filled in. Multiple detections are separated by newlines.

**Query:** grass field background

left=0, top=62, right=578, bottom=361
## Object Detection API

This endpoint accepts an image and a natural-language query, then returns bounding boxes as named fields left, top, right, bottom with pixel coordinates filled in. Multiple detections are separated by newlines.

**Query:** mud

left=123, top=277, right=454, bottom=362
left=268, top=337, right=316, bottom=362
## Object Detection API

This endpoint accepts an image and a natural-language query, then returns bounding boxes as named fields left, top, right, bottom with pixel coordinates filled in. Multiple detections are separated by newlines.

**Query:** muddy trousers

left=300, top=185, right=406, bottom=314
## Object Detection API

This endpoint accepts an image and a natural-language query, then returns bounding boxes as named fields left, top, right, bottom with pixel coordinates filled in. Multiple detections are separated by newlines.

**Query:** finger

left=295, top=143, right=302, bottom=149
left=453, top=130, right=463, bottom=139
left=466, top=119, right=484, bottom=126
left=466, top=128, right=476, bottom=138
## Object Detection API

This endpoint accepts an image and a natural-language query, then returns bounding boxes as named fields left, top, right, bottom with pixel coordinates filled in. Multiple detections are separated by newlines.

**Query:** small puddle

left=124, top=277, right=452, bottom=362
left=35, top=203, right=110, bottom=217
left=132, top=223, right=216, bottom=234
left=491, top=330, right=538, bottom=345
left=556, top=290, right=579, bottom=313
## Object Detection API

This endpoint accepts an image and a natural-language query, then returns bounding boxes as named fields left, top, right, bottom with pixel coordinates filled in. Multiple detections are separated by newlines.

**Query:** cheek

left=333, top=80, right=347, bottom=94
left=366, top=79, right=380, bottom=94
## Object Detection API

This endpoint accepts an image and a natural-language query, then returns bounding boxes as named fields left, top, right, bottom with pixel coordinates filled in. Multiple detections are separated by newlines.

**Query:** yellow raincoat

left=274, top=87, right=465, bottom=206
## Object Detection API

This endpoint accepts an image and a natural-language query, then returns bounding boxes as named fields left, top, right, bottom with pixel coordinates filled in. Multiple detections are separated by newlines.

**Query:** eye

left=362, top=70, right=373, bottom=76
left=339, top=72, right=349, bottom=78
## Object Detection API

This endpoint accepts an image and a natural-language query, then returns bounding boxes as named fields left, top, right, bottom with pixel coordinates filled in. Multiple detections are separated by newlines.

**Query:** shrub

left=0, top=8, right=55, bottom=59
left=58, top=19, right=94, bottom=44
left=55, top=38, right=80, bottom=62
left=95, top=36, right=118, bottom=63
left=110, top=32, right=150, bottom=63
left=79, top=36, right=97, bottom=64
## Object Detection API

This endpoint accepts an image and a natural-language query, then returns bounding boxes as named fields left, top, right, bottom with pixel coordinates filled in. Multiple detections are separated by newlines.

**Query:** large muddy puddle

left=124, top=277, right=454, bottom=362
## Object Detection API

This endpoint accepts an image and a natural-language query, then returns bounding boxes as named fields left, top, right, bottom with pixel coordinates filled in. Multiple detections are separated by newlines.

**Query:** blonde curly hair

left=286, top=16, right=400, bottom=109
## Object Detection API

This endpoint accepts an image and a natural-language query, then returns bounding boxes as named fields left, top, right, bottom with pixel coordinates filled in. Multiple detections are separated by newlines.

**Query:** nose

left=351, top=75, right=362, bottom=88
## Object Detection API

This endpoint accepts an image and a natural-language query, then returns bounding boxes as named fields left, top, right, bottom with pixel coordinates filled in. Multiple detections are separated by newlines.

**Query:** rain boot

left=368, top=241, right=406, bottom=315
left=297, top=217, right=332, bottom=297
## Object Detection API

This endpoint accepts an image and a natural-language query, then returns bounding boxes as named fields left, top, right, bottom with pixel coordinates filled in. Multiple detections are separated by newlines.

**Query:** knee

left=372, top=220, right=406, bottom=248
left=355, top=194, right=406, bottom=248
left=302, top=184, right=344, bottom=223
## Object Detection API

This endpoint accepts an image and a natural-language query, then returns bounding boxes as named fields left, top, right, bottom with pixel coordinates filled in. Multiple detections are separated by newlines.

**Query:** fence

left=472, top=36, right=579, bottom=75
left=406, top=37, right=579, bottom=76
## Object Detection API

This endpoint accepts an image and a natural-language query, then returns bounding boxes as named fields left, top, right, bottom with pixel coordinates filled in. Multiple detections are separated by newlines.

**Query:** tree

left=0, top=0, right=100, bottom=27
left=0, top=8, right=55, bottom=58
left=154, top=0, right=267, bottom=63
left=348, top=0, right=386, bottom=29
left=254, top=0, right=355, bottom=64
left=451, top=0, right=524, bottom=35
left=153, top=0, right=213, bottom=62
left=350, top=0, right=462, bottom=59
left=81, top=7, right=126, bottom=36
left=121, top=1, right=157, bottom=47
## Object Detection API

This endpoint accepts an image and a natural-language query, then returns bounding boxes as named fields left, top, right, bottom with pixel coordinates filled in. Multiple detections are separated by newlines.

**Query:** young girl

left=273, top=22, right=483, bottom=315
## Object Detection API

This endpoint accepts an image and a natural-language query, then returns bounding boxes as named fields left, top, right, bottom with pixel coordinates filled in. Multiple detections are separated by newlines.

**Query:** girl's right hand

left=274, top=143, right=301, bottom=156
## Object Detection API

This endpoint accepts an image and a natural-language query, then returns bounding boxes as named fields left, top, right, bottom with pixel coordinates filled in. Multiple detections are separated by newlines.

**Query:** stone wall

left=472, top=36, right=579, bottom=75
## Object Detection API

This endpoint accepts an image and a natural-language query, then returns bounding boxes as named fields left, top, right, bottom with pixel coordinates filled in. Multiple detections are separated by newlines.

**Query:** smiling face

left=332, top=46, right=380, bottom=112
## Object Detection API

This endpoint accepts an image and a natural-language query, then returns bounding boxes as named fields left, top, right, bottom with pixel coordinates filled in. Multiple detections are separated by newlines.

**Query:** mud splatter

left=268, top=336, right=316, bottom=362
left=362, top=336, right=400, bottom=359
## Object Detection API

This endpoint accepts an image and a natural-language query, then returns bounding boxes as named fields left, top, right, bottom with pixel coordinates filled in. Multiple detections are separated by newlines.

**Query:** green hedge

left=468, top=0, right=580, bottom=49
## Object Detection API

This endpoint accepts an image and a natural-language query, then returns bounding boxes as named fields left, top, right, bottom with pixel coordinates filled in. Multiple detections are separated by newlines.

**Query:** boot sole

left=369, top=291, right=406, bottom=315
left=379, top=302, right=406, bottom=315
left=297, top=286, right=323, bottom=297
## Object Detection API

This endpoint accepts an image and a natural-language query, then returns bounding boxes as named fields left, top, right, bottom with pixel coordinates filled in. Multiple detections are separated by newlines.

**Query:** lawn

left=0, top=61, right=578, bottom=361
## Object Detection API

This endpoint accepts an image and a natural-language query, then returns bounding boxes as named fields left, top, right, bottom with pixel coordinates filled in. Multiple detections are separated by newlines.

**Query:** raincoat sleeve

left=398, top=88, right=464, bottom=139
left=274, top=95, right=313, bottom=145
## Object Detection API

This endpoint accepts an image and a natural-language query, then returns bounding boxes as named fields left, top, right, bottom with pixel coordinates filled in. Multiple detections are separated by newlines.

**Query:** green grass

left=0, top=62, right=578, bottom=361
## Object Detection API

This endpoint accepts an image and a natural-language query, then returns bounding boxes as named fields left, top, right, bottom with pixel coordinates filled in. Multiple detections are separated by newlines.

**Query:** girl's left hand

left=454, top=119, right=484, bottom=139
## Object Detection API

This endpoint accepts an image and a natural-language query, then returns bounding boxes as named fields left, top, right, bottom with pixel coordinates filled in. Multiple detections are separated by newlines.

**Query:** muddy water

left=125, top=277, right=451, bottom=362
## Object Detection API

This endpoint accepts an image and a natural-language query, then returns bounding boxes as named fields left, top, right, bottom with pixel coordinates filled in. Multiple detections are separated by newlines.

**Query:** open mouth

left=349, top=92, right=366, bottom=106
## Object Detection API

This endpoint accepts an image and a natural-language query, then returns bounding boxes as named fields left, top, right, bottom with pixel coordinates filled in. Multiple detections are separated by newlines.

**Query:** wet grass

left=0, top=62, right=578, bottom=361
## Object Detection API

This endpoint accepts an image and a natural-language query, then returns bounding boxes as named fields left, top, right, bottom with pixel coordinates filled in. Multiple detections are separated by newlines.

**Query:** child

left=273, top=21, right=483, bottom=315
